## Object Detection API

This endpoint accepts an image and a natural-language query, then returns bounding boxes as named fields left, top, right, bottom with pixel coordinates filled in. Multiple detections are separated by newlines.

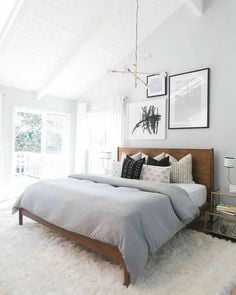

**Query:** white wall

left=0, top=85, right=77, bottom=181
left=82, top=0, right=236, bottom=188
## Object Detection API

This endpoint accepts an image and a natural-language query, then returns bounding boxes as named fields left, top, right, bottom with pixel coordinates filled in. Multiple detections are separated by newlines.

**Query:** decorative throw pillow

left=121, top=151, right=142, bottom=162
left=147, top=156, right=170, bottom=167
left=165, top=153, right=194, bottom=183
left=121, top=156, right=145, bottom=179
left=153, top=152, right=166, bottom=161
left=141, top=152, right=165, bottom=163
left=111, top=160, right=122, bottom=177
left=140, top=165, right=171, bottom=183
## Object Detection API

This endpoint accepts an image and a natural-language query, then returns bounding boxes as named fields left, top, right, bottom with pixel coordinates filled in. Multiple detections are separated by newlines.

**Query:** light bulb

left=160, top=72, right=167, bottom=78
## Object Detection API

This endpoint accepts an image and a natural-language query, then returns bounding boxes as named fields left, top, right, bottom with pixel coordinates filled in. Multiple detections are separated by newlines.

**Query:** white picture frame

left=126, top=99, right=166, bottom=140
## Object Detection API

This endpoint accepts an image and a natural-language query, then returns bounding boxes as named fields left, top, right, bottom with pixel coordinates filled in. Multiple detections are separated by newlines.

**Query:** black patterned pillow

left=147, top=156, right=170, bottom=167
left=121, top=155, right=145, bottom=179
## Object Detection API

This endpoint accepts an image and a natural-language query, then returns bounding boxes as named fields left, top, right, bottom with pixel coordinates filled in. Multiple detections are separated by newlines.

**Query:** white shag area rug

left=1, top=200, right=236, bottom=295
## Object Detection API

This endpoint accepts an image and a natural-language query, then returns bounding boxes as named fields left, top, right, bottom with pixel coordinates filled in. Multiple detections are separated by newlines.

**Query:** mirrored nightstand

left=205, top=189, right=236, bottom=240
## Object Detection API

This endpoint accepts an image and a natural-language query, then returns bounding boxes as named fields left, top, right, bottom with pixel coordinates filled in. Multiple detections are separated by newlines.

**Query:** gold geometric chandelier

left=112, top=0, right=166, bottom=88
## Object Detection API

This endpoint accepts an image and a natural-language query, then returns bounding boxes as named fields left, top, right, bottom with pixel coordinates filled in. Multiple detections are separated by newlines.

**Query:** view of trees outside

left=15, top=112, right=42, bottom=153
left=46, top=119, right=63, bottom=154
left=15, top=112, right=63, bottom=154
left=14, top=110, right=69, bottom=178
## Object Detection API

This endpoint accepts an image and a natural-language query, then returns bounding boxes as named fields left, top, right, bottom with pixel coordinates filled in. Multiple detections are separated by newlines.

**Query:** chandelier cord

left=135, top=0, right=138, bottom=70
left=111, top=0, right=165, bottom=87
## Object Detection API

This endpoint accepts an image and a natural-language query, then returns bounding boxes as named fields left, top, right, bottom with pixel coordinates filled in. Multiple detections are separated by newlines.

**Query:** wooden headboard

left=117, top=147, right=214, bottom=202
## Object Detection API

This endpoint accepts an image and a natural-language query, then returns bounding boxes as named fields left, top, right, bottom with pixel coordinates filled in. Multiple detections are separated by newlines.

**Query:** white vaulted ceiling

left=0, top=0, right=192, bottom=99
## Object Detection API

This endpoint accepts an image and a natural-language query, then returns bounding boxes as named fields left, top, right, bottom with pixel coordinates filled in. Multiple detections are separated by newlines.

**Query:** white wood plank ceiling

left=0, top=0, right=202, bottom=99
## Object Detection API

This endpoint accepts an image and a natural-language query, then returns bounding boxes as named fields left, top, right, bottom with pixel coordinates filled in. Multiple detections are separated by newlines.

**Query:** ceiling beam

left=0, top=0, right=31, bottom=56
left=35, top=35, right=98, bottom=100
left=35, top=2, right=130, bottom=100
left=35, top=51, right=99, bottom=101
left=35, top=49, right=77, bottom=100
left=183, top=0, right=203, bottom=16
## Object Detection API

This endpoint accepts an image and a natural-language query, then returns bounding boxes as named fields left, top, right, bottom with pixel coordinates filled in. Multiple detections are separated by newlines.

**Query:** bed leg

left=19, top=209, right=23, bottom=225
left=123, top=264, right=130, bottom=287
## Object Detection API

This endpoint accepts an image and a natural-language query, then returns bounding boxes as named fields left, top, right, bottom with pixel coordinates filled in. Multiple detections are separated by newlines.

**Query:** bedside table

left=205, top=189, right=236, bottom=241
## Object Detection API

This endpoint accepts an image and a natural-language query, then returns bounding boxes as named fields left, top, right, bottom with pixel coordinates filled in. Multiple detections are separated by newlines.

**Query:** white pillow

left=153, top=152, right=166, bottom=161
left=165, top=153, right=194, bottom=183
left=141, top=152, right=165, bottom=163
left=111, top=160, right=122, bottom=177
left=140, top=165, right=171, bottom=183
left=121, top=151, right=142, bottom=162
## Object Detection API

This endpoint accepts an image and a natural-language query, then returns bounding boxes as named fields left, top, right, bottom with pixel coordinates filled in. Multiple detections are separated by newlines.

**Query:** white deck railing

left=15, top=152, right=42, bottom=178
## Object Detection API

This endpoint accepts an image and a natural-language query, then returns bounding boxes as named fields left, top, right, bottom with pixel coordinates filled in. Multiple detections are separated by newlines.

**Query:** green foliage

left=46, top=120, right=62, bottom=154
left=15, top=112, right=42, bottom=153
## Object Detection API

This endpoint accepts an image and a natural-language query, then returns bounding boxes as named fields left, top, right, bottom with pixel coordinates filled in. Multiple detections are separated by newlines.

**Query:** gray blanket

left=13, top=174, right=199, bottom=283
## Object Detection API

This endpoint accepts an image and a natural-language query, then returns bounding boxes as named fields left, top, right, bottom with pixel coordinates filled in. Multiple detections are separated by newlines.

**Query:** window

left=13, top=108, right=70, bottom=179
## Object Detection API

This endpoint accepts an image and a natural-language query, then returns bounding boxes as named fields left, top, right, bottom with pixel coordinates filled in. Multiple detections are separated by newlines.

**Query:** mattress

left=173, top=183, right=207, bottom=207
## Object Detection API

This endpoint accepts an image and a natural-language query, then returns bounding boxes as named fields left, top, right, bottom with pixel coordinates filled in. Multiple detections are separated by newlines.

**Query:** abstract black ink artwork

left=127, top=99, right=166, bottom=140
left=132, top=105, right=161, bottom=135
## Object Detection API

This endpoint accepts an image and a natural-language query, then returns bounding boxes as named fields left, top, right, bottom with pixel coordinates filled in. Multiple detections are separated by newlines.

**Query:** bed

left=13, top=147, right=214, bottom=286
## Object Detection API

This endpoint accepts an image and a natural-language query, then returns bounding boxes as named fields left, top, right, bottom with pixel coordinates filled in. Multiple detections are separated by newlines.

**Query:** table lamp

left=100, top=151, right=111, bottom=174
left=224, top=156, right=235, bottom=191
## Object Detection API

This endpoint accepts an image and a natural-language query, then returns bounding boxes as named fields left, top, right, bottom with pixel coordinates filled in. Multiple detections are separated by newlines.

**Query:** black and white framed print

left=168, top=68, right=209, bottom=129
left=126, top=99, right=166, bottom=140
left=146, top=73, right=167, bottom=98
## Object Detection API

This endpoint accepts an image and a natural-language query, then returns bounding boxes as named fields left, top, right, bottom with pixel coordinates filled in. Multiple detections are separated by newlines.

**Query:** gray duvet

left=13, top=174, right=199, bottom=283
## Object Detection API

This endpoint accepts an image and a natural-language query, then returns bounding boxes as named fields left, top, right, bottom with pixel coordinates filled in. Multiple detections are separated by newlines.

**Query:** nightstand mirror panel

left=205, top=212, right=236, bottom=240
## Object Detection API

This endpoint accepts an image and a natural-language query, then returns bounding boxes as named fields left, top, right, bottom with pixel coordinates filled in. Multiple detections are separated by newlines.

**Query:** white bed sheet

left=173, top=183, right=207, bottom=207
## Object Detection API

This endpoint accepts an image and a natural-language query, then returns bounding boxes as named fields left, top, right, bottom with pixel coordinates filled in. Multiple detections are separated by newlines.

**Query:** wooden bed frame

left=19, top=147, right=214, bottom=286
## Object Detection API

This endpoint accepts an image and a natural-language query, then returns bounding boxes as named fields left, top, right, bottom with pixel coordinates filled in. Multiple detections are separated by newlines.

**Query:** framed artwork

left=146, top=73, right=167, bottom=98
left=126, top=99, right=166, bottom=140
left=168, top=68, right=209, bottom=129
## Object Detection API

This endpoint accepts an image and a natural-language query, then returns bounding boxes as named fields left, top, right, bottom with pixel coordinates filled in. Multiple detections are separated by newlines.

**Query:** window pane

left=46, top=115, right=65, bottom=154
left=15, top=112, right=42, bottom=153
